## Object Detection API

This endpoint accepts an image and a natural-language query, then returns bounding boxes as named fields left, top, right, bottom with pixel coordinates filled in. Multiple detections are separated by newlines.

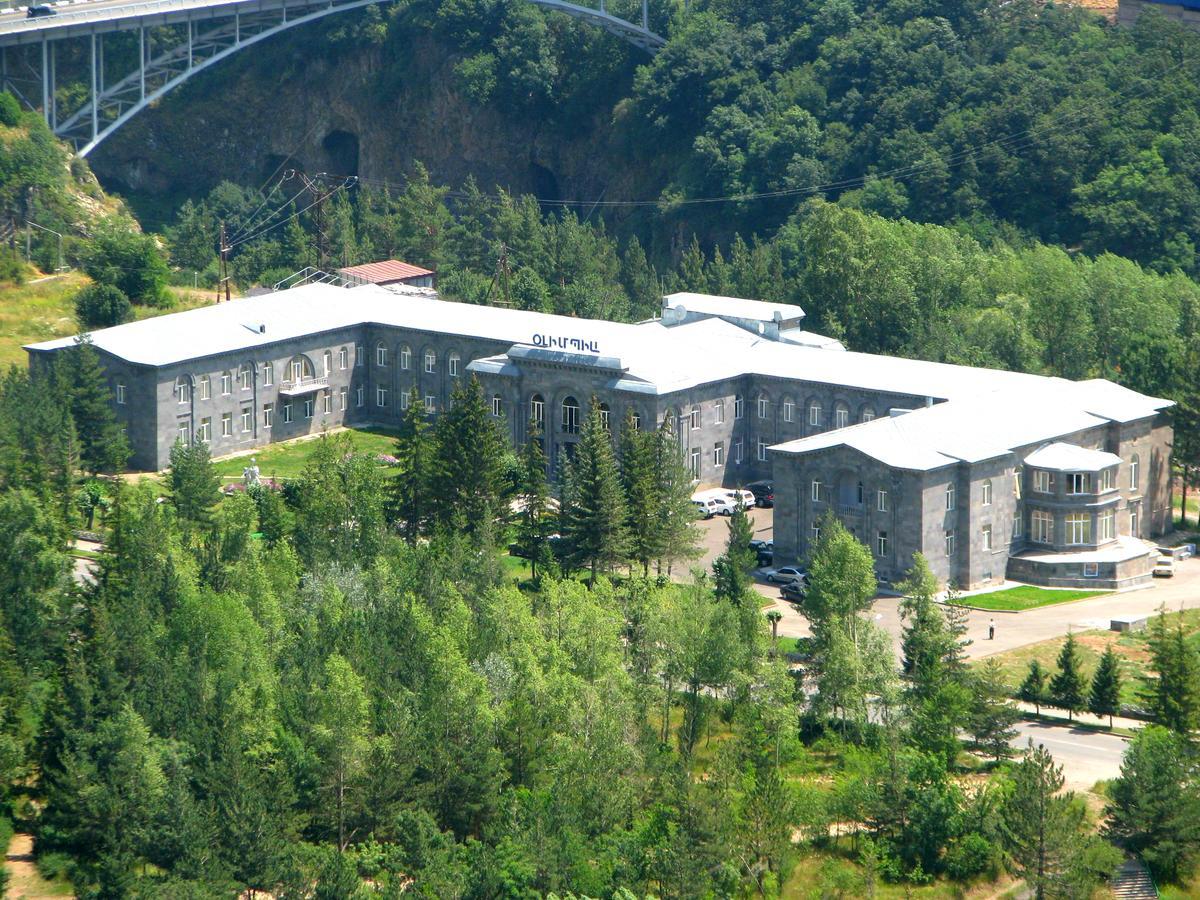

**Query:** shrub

left=80, top=223, right=170, bottom=306
left=944, top=833, right=997, bottom=881
left=0, top=249, right=25, bottom=284
left=74, top=283, right=131, bottom=328
left=0, top=91, right=20, bottom=127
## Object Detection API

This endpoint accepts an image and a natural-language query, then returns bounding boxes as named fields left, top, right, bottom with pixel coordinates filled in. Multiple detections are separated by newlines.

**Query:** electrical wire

left=228, top=177, right=357, bottom=249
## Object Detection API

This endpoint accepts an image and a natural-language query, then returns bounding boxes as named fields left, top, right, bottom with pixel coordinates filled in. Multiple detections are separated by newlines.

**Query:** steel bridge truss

left=0, top=0, right=664, bottom=156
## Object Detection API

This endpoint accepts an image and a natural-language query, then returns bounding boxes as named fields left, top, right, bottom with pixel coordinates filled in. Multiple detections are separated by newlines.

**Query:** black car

left=745, top=480, right=774, bottom=508
left=26, top=5, right=57, bottom=17
left=780, top=581, right=805, bottom=602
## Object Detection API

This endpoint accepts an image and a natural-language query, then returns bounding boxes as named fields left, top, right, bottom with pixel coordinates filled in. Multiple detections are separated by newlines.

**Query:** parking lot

left=693, top=504, right=774, bottom=576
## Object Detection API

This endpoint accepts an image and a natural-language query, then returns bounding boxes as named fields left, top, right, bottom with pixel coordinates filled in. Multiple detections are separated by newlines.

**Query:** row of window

left=1030, top=463, right=1135, bottom=494
left=173, top=352, right=342, bottom=405
left=182, top=387, right=361, bottom=443
left=375, top=343, right=460, bottom=377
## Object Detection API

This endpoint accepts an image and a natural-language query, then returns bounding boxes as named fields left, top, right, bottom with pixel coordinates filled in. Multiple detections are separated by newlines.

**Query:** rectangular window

left=715, top=399, right=725, bottom=424
left=356, top=386, right=364, bottom=408
left=734, top=439, right=743, bottom=465
left=982, top=480, right=992, bottom=506
left=339, top=347, right=348, bottom=370
left=1099, top=509, right=1115, bottom=541
left=323, top=352, right=331, bottom=376
left=808, top=403, right=821, bottom=427
left=1101, top=467, right=1115, bottom=492
left=734, top=396, right=744, bottom=419
left=221, top=372, right=232, bottom=395
left=240, top=367, right=252, bottom=391
left=783, top=400, right=794, bottom=423
left=945, top=484, right=955, bottom=511
left=811, top=480, right=822, bottom=503
left=424, top=395, right=436, bottom=414
left=377, top=387, right=388, bottom=408
left=377, top=345, right=389, bottom=367
left=1034, top=470, right=1052, bottom=493
left=339, top=387, right=348, bottom=410
left=811, top=523, right=821, bottom=545
left=241, top=406, right=252, bottom=432
left=1066, top=512, right=1091, bottom=545
left=492, top=395, right=502, bottom=417
left=1083, top=562, right=1099, bottom=578
left=401, top=391, right=411, bottom=411
left=1067, top=472, right=1090, bottom=495
left=862, top=409, right=875, bottom=423
left=197, top=417, right=211, bottom=443
left=356, top=344, right=364, bottom=367
left=303, top=398, right=314, bottom=419
left=221, top=412, right=232, bottom=436
left=322, top=392, right=332, bottom=415
left=262, top=403, right=273, bottom=429
left=531, top=398, right=544, bottom=426
left=877, top=531, right=888, bottom=557
left=116, top=383, right=126, bottom=404
left=689, top=448, right=700, bottom=479
left=1012, top=513, right=1023, bottom=538
left=945, top=530, right=955, bottom=557
left=758, top=440, right=768, bottom=462
left=178, top=421, right=190, bottom=446
left=877, top=489, right=888, bottom=512
left=835, top=407, right=849, bottom=429
left=283, top=403, right=293, bottom=424
left=713, top=442, right=724, bottom=468
left=758, top=396, right=768, bottom=419
left=177, top=380, right=191, bottom=404
left=448, top=355, right=459, bottom=377
left=198, top=375, right=211, bottom=400
left=1032, top=510, right=1053, bottom=544
left=982, top=524, right=993, bottom=552
left=424, top=351, right=436, bottom=374
left=689, top=405, right=700, bottom=430
left=1131, top=508, right=1139, bottom=536
left=263, top=362, right=273, bottom=387
left=1014, top=467, right=1023, bottom=499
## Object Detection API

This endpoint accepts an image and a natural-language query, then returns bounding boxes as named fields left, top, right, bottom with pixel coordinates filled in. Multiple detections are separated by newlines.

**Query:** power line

left=227, top=176, right=357, bottom=250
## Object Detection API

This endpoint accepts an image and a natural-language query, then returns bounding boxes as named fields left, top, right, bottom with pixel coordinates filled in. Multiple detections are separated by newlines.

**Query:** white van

left=691, top=489, right=736, bottom=517
left=723, top=488, right=756, bottom=510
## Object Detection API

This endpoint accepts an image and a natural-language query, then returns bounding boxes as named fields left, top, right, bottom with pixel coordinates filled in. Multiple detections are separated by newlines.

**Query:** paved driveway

left=759, top=557, right=1200, bottom=662
left=1011, top=720, right=1129, bottom=789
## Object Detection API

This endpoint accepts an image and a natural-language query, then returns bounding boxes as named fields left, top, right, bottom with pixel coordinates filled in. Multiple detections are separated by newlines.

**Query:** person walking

left=988, top=618, right=995, bottom=641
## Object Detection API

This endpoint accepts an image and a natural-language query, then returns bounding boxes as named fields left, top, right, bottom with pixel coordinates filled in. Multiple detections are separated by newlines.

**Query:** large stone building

left=27, top=281, right=1173, bottom=590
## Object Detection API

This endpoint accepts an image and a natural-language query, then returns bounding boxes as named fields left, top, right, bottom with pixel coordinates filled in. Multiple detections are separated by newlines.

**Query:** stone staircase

left=1110, top=857, right=1157, bottom=899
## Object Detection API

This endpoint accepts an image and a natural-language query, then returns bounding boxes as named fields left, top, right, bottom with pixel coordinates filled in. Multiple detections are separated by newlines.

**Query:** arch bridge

left=0, top=0, right=665, bottom=156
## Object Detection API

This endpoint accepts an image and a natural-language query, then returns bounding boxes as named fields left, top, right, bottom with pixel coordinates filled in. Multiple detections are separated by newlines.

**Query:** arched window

left=663, top=408, right=676, bottom=434
left=782, top=397, right=795, bottom=423
left=562, top=396, right=580, bottom=435
left=399, top=345, right=411, bottom=370
left=808, top=401, right=822, bottom=428
left=1130, top=453, right=1140, bottom=491
left=757, top=394, right=769, bottom=419
left=288, top=355, right=313, bottom=384
left=946, top=483, right=956, bottom=511
left=491, top=394, right=503, bottom=417
left=338, top=346, right=348, bottom=370
left=176, top=375, right=191, bottom=404
left=982, top=478, right=993, bottom=506
left=599, top=402, right=611, bottom=431
left=424, top=349, right=436, bottom=374
left=529, top=394, right=545, bottom=429
left=448, top=352, right=461, bottom=377
left=239, top=364, right=252, bottom=391
left=323, top=350, right=332, bottom=375
left=376, top=342, right=389, bottom=367
left=861, top=406, right=875, bottom=423
left=220, top=370, right=232, bottom=395
left=834, top=403, right=850, bottom=429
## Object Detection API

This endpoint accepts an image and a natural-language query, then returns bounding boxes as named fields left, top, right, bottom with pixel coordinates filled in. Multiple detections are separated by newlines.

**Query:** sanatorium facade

left=27, top=282, right=1174, bottom=591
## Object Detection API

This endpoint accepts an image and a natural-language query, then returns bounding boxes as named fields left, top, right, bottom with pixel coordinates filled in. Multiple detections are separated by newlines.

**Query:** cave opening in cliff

left=529, top=160, right=560, bottom=208
left=322, top=130, right=360, bottom=178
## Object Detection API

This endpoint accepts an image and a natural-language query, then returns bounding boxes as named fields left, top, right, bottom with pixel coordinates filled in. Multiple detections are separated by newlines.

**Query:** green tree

left=1106, top=725, right=1200, bottom=884
left=74, top=283, right=131, bottom=328
left=560, top=399, right=629, bottom=585
left=513, top=429, right=555, bottom=583
left=312, top=653, right=372, bottom=852
left=81, top=222, right=170, bottom=307
left=0, top=90, right=20, bottom=127
left=1087, top=644, right=1122, bottom=728
left=1001, top=741, right=1120, bottom=900
left=167, top=439, right=220, bottom=531
left=1049, top=632, right=1087, bottom=722
left=1142, top=608, right=1200, bottom=733
left=1018, top=660, right=1049, bottom=716
left=968, top=659, right=1019, bottom=762
left=650, top=415, right=702, bottom=573
left=713, top=498, right=755, bottom=606
left=390, top=388, right=435, bottom=542
left=60, top=337, right=130, bottom=474
left=431, top=376, right=507, bottom=536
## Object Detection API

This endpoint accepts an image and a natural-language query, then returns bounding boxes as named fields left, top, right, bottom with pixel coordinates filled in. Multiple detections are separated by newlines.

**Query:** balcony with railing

left=279, top=374, right=329, bottom=397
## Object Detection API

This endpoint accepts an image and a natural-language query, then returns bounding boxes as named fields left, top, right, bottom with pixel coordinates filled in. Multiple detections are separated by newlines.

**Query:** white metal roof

left=1023, top=442, right=1123, bottom=472
left=663, top=291, right=805, bottom=323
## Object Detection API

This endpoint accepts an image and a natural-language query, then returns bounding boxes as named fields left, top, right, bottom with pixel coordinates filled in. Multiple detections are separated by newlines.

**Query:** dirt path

left=5, top=833, right=72, bottom=899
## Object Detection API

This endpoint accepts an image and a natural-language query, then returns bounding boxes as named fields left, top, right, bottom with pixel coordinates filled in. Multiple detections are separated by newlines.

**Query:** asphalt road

left=1011, top=720, right=1129, bottom=789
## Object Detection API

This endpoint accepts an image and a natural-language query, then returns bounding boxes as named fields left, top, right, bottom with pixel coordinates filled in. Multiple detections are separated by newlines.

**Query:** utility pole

left=485, top=242, right=512, bottom=308
left=295, top=171, right=351, bottom=271
left=217, top=222, right=231, bottom=303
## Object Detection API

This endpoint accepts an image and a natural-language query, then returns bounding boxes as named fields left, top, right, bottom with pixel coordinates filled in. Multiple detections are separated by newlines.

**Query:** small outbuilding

left=338, top=259, right=435, bottom=289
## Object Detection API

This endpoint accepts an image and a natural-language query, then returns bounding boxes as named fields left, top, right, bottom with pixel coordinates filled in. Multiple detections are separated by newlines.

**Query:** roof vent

left=260, top=324, right=267, bottom=334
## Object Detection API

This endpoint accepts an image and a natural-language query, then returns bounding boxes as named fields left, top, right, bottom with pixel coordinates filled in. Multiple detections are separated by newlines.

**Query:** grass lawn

left=975, top=608, right=1200, bottom=710
left=961, top=585, right=1107, bottom=611
left=209, top=427, right=400, bottom=481
left=781, top=849, right=1019, bottom=899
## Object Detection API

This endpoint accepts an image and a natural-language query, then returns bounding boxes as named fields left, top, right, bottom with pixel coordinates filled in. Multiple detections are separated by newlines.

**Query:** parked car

left=26, top=5, right=56, bottom=17
left=745, top=480, right=774, bottom=508
left=723, top=488, right=756, bottom=510
left=780, top=581, right=806, bottom=602
left=692, top=490, right=736, bottom=517
left=749, top=538, right=773, bottom=553
left=765, top=566, right=806, bottom=585
left=757, top=548, right=774, bottom=567
left=1153, top=555, right=1175, bottom=578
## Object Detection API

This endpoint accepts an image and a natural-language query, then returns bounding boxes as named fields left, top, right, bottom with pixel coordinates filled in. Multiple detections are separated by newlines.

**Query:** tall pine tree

left=513, top=429, right=556, bottom=584
left=390, top=388, right=435, bottom=542
left=1088, top=644, right=1122, bottom=728
left=1049, top=631, right=1087, bottom=722
left=561, top=399, right=629, bottom=585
